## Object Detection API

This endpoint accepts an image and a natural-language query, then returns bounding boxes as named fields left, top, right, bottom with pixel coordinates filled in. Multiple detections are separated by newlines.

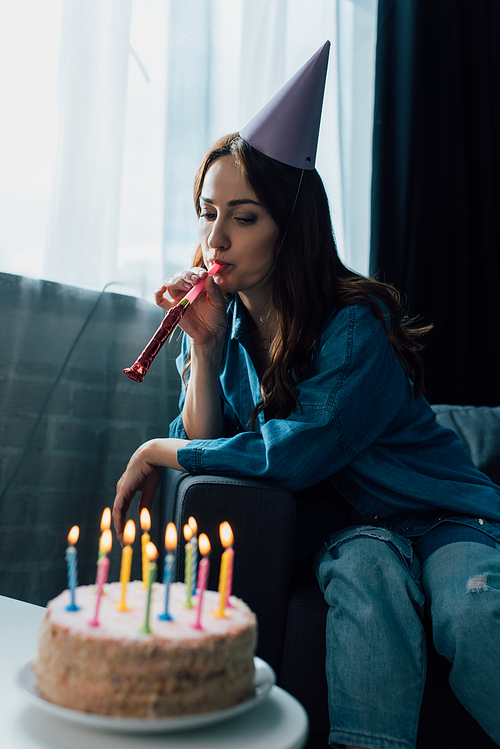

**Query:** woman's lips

left=210, top=260, right=231, bottom=273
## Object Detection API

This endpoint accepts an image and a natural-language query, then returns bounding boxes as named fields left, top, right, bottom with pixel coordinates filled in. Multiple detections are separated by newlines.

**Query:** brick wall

left=0, top=273, right=182, bottom=605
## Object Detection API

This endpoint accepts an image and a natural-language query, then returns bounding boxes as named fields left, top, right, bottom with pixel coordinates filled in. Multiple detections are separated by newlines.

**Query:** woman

left=113, top=132, right=500, bottom=749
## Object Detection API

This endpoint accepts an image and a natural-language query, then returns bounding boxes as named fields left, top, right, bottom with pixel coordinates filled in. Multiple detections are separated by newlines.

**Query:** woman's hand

left=112, top=438, right=187, bottom=545
left=159, top=270, right=227, bottom=440
left=155, top=268, right=227, bottom=346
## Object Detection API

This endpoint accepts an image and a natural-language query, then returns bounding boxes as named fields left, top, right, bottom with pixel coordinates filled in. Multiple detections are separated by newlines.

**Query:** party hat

left=240, top=41, right=330, bottom=170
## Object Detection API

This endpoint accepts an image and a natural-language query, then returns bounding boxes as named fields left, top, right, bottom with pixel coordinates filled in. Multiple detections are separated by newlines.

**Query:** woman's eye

left=200, top=212, right=216, bottom=220
left=235, top=215, right=257, bottom=225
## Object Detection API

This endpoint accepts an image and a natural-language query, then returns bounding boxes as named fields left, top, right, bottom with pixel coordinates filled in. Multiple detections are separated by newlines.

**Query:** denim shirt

left=172, top=295, right=500, bottom=543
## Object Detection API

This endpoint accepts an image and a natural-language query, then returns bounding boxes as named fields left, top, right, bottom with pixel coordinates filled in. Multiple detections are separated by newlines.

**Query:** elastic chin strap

left=273, top=169, right=305, bottom=265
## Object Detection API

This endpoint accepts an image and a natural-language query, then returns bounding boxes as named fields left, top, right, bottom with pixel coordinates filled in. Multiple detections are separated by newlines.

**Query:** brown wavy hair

left=188, top=133, right=431, bottom=428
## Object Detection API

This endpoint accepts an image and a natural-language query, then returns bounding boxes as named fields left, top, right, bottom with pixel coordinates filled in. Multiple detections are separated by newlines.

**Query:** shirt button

left=406, top=526, right=413, bottom=532
left=478, top=518, right=485, bottom=526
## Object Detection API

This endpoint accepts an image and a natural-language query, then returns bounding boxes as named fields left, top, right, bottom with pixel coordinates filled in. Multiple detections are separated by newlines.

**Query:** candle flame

left=219, top=521, right=234, bottom=548
left=123, top=519, right=136, bottom=545
left=199, top=533, right=211, bottom=556
left=100, top=507, right=111, bottom=531
left=183, top=524, right=193, bottom=542
left=67, top=525, right=79, bottom=545
left=165, top=522, right=177, bottom=550
left=100, top=528, right=112, bottom=554
left=188, top=516, right=198, bottom=534
left=140, top=507, right=151, bottom=532
left=145, top=541, right=159, bottom=561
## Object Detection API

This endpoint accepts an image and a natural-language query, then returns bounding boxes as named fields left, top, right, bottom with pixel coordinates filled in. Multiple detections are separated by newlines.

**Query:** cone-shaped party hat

left=240, top=41, right=330, bottom=170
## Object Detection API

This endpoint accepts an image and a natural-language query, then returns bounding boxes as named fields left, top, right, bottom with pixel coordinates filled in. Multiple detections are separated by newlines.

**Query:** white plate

left=17, top=656, right=275, bottom=734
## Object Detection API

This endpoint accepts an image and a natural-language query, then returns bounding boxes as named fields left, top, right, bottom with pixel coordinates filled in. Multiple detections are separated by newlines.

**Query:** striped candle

left=139, top=542, right=158, bottom=634
left=224, top=546, right=235, bottom=609
left=192, top=534, right=210, bottom=630
left=140, top=508, right=151, bottom=588
left=214, top=522, right=233, bottom=619
left=116, top=520, right=136, bottom=612
left=94, top=508, right=111, bottom=588
left=188, top=517, right=198, bottom=596
left=159, top=522, right=177, bottom=621
left=65, top=525, right=80, bottom=612
left=88, top=556, right=110, bottom=627
left=183, top=524, right=194, bottom=608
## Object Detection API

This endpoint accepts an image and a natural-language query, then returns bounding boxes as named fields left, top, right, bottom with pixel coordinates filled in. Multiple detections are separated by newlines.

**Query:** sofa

left=162, top=404, right=500, bottom=748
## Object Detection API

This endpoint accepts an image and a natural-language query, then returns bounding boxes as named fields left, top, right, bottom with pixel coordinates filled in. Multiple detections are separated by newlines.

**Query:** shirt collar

left=229, top=295, right=252, bottom=343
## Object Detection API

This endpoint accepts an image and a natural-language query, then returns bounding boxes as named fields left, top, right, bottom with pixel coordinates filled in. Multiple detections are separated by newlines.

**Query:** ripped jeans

left=315, top=524, right=500, bottom=749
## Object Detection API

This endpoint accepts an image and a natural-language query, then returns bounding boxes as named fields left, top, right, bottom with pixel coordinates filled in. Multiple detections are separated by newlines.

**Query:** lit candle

left=65, top=525, right=81, bottom=611
left=139, top=541, right=158, bottom=634
left=116, top=519, right=136, bottom=612
left=94, top=508, right=111, bottom=586
left=188, top=516, right=198, bottom=596
left=222, top=522, right=235, bottom=609
left=159, top=523, right=177, bottom=621
left=214, top=522, right=234, bottom=619
left=192, top=533, right=210, bottom=630
left=140, top=507, right=151, bottom=589
left=88, top=529, right=112, bottom=627
left=183, top=524, right=194, bottom=608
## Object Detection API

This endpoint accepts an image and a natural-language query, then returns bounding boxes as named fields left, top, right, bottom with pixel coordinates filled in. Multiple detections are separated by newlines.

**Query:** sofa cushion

left=433, top=404, right=500, bottom=484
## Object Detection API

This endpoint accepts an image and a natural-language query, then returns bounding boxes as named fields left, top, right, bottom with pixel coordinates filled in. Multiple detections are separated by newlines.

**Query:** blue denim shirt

left=172, top=296, right=500, bottom=542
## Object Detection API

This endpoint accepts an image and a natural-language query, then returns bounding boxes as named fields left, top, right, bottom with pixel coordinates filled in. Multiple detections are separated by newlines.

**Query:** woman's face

left=198, top=155, right=280, bottom=302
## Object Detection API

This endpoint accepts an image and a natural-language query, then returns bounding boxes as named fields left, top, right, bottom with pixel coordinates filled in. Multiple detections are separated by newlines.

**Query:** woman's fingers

left=203, top=273, right=226, bottom=310
left=155, top=269, right=208, bottom=309
left=112, top=492, right=131, bottom=545
left=112, top=447, right=163, bottom=545
left=151, top=267, right=226, bottom=345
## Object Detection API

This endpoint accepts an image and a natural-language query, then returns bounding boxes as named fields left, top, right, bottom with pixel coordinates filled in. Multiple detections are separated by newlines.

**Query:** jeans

left=315, top=525, right=500, bottom=749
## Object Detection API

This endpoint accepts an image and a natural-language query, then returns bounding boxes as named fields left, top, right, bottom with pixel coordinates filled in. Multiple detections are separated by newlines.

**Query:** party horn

left=124, top=263, right=221, bottom=382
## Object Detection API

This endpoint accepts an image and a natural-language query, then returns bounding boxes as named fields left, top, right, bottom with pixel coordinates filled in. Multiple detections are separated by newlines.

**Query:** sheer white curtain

left=0, top=0, right=377, bottom=299
left=337, top=0, right=378, bottom=274
left=44, top=0, right=133, bottom=291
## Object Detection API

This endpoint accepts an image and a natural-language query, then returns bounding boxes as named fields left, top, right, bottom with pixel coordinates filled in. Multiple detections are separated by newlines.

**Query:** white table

left=0, top=595, right=308, bottom=749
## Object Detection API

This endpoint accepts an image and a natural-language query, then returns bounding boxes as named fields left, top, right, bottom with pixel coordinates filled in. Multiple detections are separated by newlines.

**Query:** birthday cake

left=32, top=581, right=257, bottom=718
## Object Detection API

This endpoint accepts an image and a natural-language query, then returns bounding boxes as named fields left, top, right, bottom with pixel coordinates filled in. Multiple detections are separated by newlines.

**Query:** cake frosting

left=33, top=581, right=257, bottom=718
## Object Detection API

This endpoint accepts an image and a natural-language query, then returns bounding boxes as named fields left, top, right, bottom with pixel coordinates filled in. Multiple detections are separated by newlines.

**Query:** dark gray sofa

left=163, top=405, right=500, bottom=748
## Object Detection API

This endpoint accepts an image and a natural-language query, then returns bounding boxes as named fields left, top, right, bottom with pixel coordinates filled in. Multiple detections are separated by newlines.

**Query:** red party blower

left=123, top=263, right=221, bottom=383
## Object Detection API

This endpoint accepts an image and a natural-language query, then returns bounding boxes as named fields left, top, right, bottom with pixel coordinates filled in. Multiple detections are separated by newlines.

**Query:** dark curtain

left=370, top=0, right=500, bottom=406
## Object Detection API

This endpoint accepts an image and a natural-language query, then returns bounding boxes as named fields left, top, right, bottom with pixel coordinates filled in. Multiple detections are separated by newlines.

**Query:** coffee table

left=0, top=594, right=309, bottom=749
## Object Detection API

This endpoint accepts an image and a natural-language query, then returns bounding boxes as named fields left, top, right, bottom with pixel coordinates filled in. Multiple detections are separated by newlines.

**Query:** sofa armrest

left=162, top=470, right=296, bottom=675
left=433, top=404, right=500, bottom=484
